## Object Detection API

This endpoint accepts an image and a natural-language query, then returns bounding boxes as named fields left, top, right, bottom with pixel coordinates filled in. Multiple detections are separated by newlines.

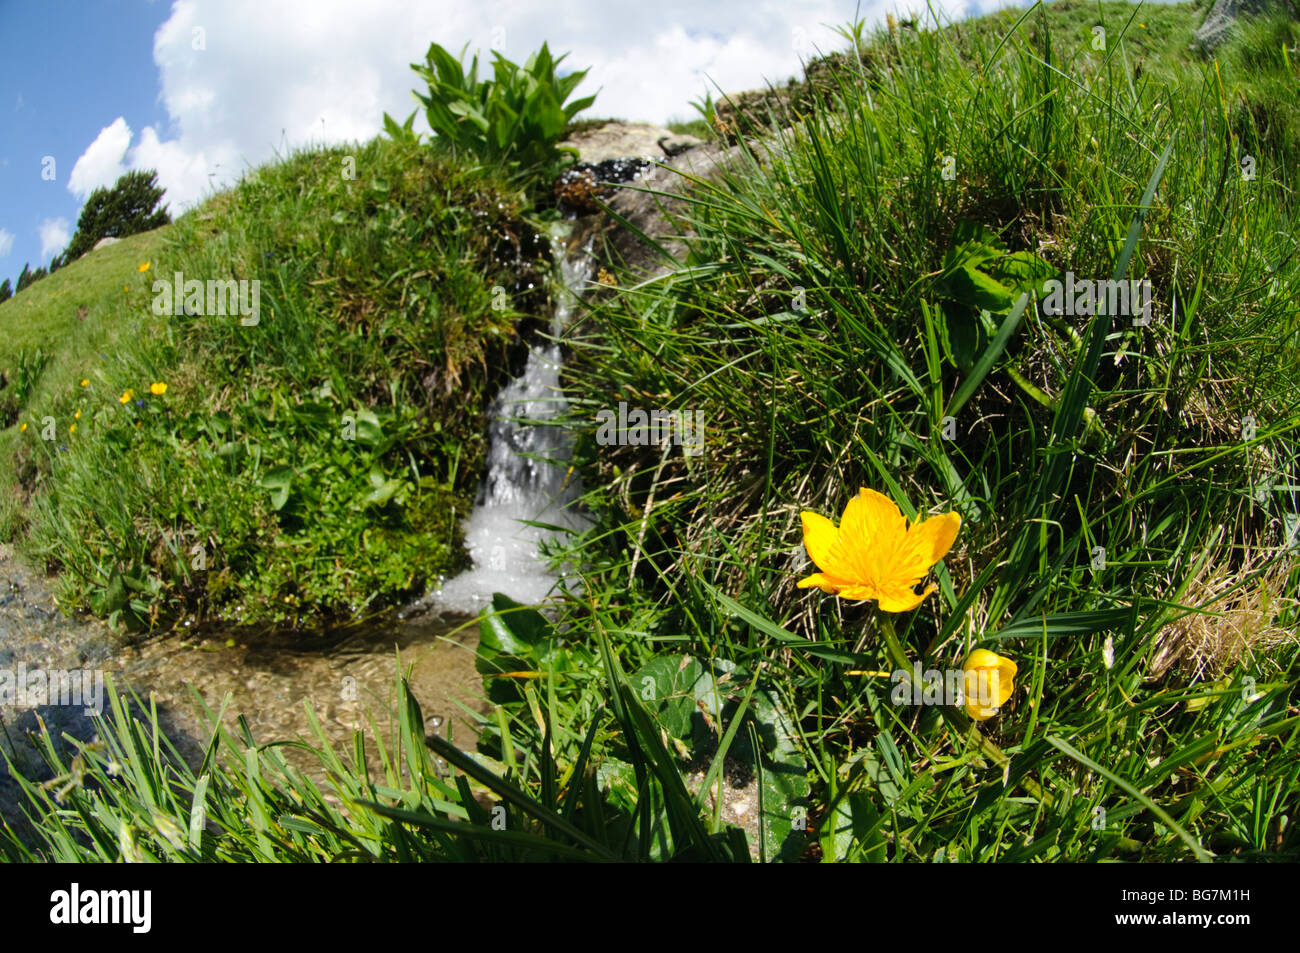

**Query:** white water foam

left=431, top=247, right=593, bottom=613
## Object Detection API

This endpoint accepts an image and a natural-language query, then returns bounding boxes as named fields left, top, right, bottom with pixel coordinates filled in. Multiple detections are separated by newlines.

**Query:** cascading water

left=431, top=241, right=593, bottom=612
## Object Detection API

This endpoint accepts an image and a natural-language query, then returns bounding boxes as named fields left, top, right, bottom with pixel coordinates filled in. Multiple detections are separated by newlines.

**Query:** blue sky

left=2, top=1, right=173, bottom=283
left=0, top=0, right=1044, bottom=288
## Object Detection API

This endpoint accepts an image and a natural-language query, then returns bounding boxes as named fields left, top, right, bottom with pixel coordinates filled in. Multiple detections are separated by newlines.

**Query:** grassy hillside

left=3, top=2, right=1298, bottom=862
left=554, top=1, right=1300, bottom=860
left=0, top=229, right=170, bottom=534
left=0, top=137, right=549, bottom=630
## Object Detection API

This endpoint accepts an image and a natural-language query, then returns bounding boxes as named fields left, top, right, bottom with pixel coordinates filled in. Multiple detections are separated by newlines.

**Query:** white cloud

left=130, top=125, right=227, bottom=215
left=72, top=0, right=975, bottom=213
left=38, top=218, right=71, bottom=258
left=67, top=117, right=133, bottom=200
left=0, top=228, right=13, bottom=258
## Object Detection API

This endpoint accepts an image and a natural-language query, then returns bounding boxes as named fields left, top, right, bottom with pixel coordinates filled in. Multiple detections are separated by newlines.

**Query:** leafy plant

left=397, top=41, right=596, bottom=182
left=381, top=109, right=422, bottom=146
left=932, top=222, right=1055, bottom=372
left=0, top=347, right=49, bottom=427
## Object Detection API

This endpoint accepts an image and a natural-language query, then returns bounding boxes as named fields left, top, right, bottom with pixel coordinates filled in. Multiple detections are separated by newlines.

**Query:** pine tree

left=0, top=279, right=11, bottom=303
left=14, top=263, right=33, bottom=293
left=65, top=169, right=171, bottom=262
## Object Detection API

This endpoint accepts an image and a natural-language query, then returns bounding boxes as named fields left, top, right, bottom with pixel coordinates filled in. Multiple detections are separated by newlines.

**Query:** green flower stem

left=877, top=614, right=913, bottom=674
left=882, top=613, right=1058, bottom=810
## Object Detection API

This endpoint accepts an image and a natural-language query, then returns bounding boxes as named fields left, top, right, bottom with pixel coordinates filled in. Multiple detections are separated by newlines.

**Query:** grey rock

left=92, top=236, right=121, bottom=251
left=559, top=121, right=677, bottom=164
left=570, top=133, right=787, bottom=282
left=1194, top=0, right=1280, bottom=51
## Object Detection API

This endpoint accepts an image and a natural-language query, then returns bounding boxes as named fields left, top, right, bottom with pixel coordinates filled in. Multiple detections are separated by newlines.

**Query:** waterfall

left=431, top=242, right=593, bottom=612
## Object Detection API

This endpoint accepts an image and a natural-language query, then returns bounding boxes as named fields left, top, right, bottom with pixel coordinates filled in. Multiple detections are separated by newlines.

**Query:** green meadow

left=1, top=2, right=1297, bottom=861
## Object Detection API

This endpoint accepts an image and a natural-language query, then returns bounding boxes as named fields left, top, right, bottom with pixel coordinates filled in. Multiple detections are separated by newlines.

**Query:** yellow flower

left=150, top=381, right=167, bottom=395
left=119, top=389, right=134, bottom=404
left=963, top=649, right=1017, bottom=721
left=74, top=409, right=81, bottom=419
left=797, top=487, right=960, bottom=611
left=138, top=261, right=151, bottom=273
left=69, top=423, right=76, bottom=434
left=80, top=379, right=89, bottom=387
left=19, top=422, right=26, bottom=432
left=123, top=285, right=129, bottom=292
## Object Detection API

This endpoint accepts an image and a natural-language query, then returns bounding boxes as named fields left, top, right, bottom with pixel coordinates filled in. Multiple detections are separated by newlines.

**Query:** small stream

left=0, top=233, right=596, bottom=836
left=431, top=242, right=593, bottom=612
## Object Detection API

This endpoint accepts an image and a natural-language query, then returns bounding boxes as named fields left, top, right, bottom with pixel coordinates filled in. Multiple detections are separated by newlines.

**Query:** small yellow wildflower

left=123, top=285, right=129, bottom=292
left=74, top=409, right=81, bottom=419
left=150, top=381, right=167, bottom=395
left=69, top=423, right=76, bottom=434
left=80, top=379, right=89, bottom=387
left=797, top=488, right=960, bottom=612
left=119, top=389, right=134, bottom=404
left=963, top=649, right=1017, bottom=721
left=138, top=261, right=151, bottom=273
left=19, top=422, right=26, bottom=432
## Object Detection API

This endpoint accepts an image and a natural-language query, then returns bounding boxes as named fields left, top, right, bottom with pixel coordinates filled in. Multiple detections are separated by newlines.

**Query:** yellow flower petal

left=800, top=510, right=847, bottom=577
left=796, top=572, right=846, bottom=594
left=875, top=582, right=936, bottom=613
left=138, top=261, right=150, bottom=273
left=79, top=379, right=89, bottom=387
left=150, top=381, right=167, bottom=395
left=119, top=389, right=134, bottom=404
left=910, top=510, right=962, bottom=566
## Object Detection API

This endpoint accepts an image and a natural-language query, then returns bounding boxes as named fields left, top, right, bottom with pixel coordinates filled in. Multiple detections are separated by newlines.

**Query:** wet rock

left=587, top=138, right=768, bottom=281
left=555, top=119, right=787, bottom=281
left=554, top=168, right=603, bottom=214
left=553, top=157, right=656, bottom=214
left=657, top=134, right=703, bottom=157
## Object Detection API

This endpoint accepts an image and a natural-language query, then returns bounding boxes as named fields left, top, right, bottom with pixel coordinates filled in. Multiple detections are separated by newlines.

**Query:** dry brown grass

left=1147, top=545, right=1299, bottom=682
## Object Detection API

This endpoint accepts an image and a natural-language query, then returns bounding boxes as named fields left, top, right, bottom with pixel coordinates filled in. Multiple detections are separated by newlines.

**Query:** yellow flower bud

left=963, top=649, right=1017, bottom=721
